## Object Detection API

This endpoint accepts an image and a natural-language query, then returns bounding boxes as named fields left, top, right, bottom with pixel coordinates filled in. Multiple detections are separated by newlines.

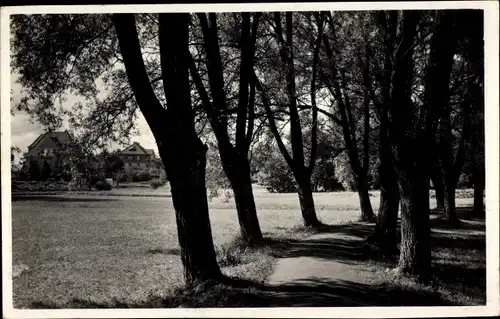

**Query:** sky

left=10, top=76, right=159, bottom=163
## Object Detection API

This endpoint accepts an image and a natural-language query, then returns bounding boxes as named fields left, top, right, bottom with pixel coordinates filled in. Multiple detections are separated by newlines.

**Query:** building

left=117, top=142, right=157, bottom=173
left=24, top=131, right=72, bottom=171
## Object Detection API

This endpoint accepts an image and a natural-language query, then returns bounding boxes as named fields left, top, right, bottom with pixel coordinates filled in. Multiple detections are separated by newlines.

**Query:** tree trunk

left=473, top=168, right=485, bottom=216
left=164, top=139, right=224, bottom=286
left=226, top=157, right=263, bottom=245
left=430, top=168, right=445, bottom=209
left=370, top=178, right=400, bottom=257
left=357, top=178, right=375, bottom=221
left=367, top=121, right=400, bottom=256
left=443, top=181, right=457, bottom=222
left=398, top=175, right=432, bottom=280
left=113, top=13, right=223, bottom=286
left=296, top=172, right=320, bottom=226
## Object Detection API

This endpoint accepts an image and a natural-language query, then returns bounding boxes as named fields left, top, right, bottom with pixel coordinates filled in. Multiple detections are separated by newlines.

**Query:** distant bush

left=114, top=171, right=128, bottom=183
left=89, top=175, right=104, bottom=186
left=257, top=158, right=297, bottom=193
left=28, top=160, right=41, bottom=181
left=132, top=170, right=152, bottom=182
left=311, top=160, right=344, bottom=192
left=150, top=179, right=164, bottom=189
left=95, top=180, right=112, bottom=191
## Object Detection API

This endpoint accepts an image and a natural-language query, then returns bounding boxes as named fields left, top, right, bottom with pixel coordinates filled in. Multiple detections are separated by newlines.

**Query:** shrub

left=159, top=169, right=167, bottom=184
left=257, top=160, right=297, bottom=193
left=114, top=171, right=128, bottom=183
left=40, top=161, right=53, bottom=181
left=132, top=170, right=152, bottom=182
left=150, top=180, right=164, bottom=189
left=89, top=175, right=103, bottom=186
left=311, top=160, right=344, bottom=192
left=28, top=159, right=41, bottom=181
left=95, top=180, right=112, bottom=191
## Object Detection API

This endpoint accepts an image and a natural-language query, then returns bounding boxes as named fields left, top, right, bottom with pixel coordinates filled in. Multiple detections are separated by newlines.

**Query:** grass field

left=11, top=185, right=483, bottom=308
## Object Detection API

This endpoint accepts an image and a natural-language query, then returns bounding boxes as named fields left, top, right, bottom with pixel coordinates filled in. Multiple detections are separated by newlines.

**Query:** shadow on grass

left=31, top=276, right=457, bottom=308
left=430, top=206, right=485, bottom=222
left=11, top=195, right=120, bottom=202
left=30, top=207, right=485, bottom=309
left=146, top=248, right=180, bottom=256
left=433, top=263, right=486, bottom=289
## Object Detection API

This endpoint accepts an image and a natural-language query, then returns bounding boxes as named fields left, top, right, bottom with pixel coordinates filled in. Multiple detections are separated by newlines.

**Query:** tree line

left=11, top=10, right=484, bottom=285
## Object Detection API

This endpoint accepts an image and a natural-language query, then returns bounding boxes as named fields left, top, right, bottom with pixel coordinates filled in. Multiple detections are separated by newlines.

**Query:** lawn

left=10, top=185, right=482, bottom=308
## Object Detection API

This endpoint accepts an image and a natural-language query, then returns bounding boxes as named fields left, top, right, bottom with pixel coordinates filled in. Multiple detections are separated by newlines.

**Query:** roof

left=118, top=142, right=155, bottom=156
left=28, top=131, right=71, bottom=150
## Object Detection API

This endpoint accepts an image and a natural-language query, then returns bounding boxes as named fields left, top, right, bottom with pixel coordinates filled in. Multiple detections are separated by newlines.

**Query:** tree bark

left=357, top=176, right=375, bottom=221
left=114, top=13, right=223, bottom=286
left=226, top=156, right=263, bottom=244
left=371, top=177, right=400, bottom=257
left=367, top=122, right=400, bottom=257
left=473, top=167, right=485, bottom=216
left=296, top=171, right=321, bottom=226
left=252, top=12, right=321, bottom=227
left=443, top=181, right=457, bottom=222
left=192, top=13, right=264, bottom=245
left=166, top=138, right=223, bottom=285
left=430, top=167, right=445, bottom=209
left=398, top=175, right=432, bottom=279
left=320, top=18, right=375, bottom=222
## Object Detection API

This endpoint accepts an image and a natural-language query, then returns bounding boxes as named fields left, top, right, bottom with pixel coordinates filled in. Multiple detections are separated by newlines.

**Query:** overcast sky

left=10, top=75, right=159, bottom=162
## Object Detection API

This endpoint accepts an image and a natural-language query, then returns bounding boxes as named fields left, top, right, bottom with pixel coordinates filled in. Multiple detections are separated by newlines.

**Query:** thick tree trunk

left=473, top=168, right=485, bottom=216
left=443, top=181, right=457, bottom=222
left=367, top=122, right=400, bottom=256
left=226, top=157, right=263, bottom=245
left=296, top=172, right=320, bottom=226
left=114, top=13, right=223, bottom=286
left=430, top=168, right=445, bottom=209
left=397, top=175, right=432, bottom=280
left=164, top=139, right=224, bottom=286
left=357, top=178, right=375, bottom=221
left=370, top=179, right=400, bottom=257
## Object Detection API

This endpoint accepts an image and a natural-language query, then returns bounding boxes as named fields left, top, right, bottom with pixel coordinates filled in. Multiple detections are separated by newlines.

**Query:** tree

left=254, top=12, right=324, bottom=226
left=115, top=13, right=223, bottom=284
left=365, top=10, right=400, bottom=257
left=40, top=160, right=53, bottom=181
left=103, top=152, right=125, bottom=185
left=464, top=11, right=485, bottom=217
left=11, top=13, right=223, bottom=286
left=189, top=12, right=264, bottom=244
left=28, top=159, right=41, bottom=181
left=387, top=10, right=458, bottom=279
left=433, top=11, right=482, bottom=223
left=316, top=12, right=376, bottom=221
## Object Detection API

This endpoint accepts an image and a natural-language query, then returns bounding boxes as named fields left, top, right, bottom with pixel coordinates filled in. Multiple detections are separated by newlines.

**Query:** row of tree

left=11, top=10, right=484, bottom=284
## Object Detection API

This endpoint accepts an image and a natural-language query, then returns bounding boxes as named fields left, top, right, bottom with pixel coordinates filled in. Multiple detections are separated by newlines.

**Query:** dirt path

left=260, top=219, right=473, bottom=307
left=268, top=232, right=384, bottom=286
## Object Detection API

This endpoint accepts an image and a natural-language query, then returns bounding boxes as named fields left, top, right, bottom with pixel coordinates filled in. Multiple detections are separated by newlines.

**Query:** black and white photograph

left=1, top=2, right=499, bottom=318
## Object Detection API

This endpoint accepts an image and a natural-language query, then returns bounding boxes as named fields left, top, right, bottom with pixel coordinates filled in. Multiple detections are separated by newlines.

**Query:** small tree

left=103, top=153, right=125, bottom=185
left=40, top=160, right=53, bottom=181
left=28, top=159, right=41, bottom=181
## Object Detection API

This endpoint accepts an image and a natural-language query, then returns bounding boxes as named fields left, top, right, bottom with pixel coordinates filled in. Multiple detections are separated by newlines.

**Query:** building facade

left=24, top=131, right=72, bottom=171
left=117, top=142, right=157, bottom=173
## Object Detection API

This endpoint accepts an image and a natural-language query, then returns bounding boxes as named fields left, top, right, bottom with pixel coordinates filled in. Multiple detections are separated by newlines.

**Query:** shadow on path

left=218, top=277, right=458, bottom=307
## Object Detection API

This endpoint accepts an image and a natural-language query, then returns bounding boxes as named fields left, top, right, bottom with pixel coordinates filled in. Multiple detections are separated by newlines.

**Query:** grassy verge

left=29, top=231, right=306, bottom=309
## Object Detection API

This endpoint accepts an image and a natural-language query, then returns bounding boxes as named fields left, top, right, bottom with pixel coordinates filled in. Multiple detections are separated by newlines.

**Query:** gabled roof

left=118, top=142, right=153, bottom=156
left=28, top=131, right=71, bottom=150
